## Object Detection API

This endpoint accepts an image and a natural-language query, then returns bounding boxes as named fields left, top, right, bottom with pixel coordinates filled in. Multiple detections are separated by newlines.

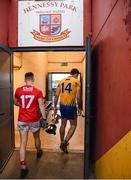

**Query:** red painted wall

left=9, top=0, right=18, bottom=47
left=0, top=0, right=18, bottom=47
left=92, top=0, right=117, bottom=41
left=92, top=0, right=131, bottom=160
left=0, top=0, right=10, bottom=46
left=84, top=0, right=91, bottom=44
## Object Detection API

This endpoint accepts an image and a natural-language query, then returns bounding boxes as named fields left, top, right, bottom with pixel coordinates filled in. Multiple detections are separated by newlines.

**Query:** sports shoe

left=37, top=149, right=43, bottom=159
left=20, top=168, right=29, bottom=178
left=60, top=141, right=68, bottom=154
left=66, top=142, right=69, bottom=146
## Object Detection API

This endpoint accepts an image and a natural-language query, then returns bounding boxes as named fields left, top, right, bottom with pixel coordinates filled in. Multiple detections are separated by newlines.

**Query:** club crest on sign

left=31, top=13, right=71, bottom=42
left=40, top=14, right=61, bottom=35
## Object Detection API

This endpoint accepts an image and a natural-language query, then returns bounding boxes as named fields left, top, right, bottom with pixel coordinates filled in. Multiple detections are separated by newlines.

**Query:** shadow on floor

left=0, top=150, right=84, bottom=179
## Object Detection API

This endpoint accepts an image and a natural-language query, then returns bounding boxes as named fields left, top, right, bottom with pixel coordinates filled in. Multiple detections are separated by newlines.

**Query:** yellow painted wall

left=95, top=131, right=131, bottom=179
left=47, top=51, right=84, bottom=73
left=13, top=52, right=48, bottom=129
left=47, top=51, right=85, bottom=63
left=48, top=62, right=83, bottom=73
left=14, top=52, right=48, bottom=92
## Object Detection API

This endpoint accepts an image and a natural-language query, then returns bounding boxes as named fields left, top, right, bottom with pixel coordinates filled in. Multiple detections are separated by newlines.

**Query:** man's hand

left=14, top=97, right=19, bottom=106
left=54, top=107, right=58, bottom=114
left=77, top=103, right=82, bottom=116
left=40, top=118, right=48, bottom=129
left=77, top=108, right=82, bottom=116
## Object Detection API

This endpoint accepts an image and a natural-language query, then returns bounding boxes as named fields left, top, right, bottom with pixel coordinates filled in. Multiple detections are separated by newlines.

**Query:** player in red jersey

left=14, top=72, right=46, bottom=178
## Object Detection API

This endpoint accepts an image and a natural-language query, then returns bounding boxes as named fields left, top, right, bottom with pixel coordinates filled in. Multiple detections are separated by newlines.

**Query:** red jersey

left=15, top=85, right=43, bottom=122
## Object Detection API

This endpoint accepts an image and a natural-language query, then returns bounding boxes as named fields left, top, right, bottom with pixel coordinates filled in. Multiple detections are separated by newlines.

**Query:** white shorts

left=17, top=121, right=40, bottom=133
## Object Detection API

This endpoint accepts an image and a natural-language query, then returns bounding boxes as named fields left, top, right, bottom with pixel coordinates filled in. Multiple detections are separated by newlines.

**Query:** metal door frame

left=11, top=38, right=93, bottom=178
left=84, top=37, right=94, bottom=178
left=0, top=44, right=15, bottom=172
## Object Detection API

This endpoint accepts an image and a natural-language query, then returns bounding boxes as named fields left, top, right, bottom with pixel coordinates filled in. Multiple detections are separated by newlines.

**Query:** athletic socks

left=20, top=160, right=27, bottom=170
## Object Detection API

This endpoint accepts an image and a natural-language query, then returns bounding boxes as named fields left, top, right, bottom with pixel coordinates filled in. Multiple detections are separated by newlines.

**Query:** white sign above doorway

left=18, top=0, right=83, bottom=47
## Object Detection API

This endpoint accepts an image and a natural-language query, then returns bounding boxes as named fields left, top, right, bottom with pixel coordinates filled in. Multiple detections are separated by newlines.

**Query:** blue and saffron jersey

left=58, top=76, right=80, bottom=106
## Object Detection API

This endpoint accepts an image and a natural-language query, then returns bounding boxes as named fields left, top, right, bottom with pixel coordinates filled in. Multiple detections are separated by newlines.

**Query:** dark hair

left=25, top=72, right=34, bottom=80
left=70, top=68, right=79, bottom=75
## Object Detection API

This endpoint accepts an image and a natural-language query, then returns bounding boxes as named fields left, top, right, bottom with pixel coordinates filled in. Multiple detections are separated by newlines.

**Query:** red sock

left=20, top=160, right=27, bottom=169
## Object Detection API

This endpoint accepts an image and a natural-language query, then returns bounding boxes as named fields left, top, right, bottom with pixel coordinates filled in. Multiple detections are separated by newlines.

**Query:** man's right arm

left=14, top=96, right=19, bottom=106
left=54, top=84, right=61, bottom=113
left=38, top=98, right=46, bottom=119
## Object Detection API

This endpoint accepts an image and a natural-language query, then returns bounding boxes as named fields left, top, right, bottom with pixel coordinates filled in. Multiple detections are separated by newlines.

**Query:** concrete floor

left=0, top=150, right=84, bottom=179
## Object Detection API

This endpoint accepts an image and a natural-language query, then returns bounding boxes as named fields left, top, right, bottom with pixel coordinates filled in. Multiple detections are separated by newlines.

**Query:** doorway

left=0, top=37, right=93, bottom=179
left=13, top=51, right=85, bottom=152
